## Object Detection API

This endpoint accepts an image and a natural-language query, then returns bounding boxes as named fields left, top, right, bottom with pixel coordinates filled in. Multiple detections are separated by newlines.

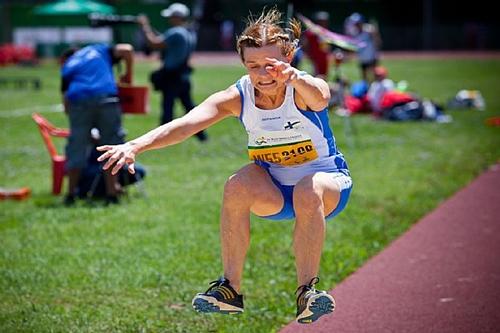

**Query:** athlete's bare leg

left=220, top=163, right=283, bottom=292
left=293, top=172, right=341, bottom=287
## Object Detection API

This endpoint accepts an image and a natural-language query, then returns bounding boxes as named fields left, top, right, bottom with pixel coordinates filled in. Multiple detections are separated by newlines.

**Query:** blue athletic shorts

left=259, top=171, right=353, bottom=221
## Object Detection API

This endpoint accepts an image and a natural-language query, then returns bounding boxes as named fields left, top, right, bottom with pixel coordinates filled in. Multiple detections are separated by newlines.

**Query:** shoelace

left=204, top=277, right=229, bottom=294
left=295, top=276, right=320, bottom=301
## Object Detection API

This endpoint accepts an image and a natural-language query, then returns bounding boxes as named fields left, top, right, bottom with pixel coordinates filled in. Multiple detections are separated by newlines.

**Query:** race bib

left=248, top=130, right=318, bottom=166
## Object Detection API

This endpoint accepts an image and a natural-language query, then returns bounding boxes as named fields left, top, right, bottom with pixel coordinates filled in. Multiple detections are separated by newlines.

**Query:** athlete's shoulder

left=204, top=84, right=241, bottom=117
left=222, top=84, right=241, bottom=98
left=222, top=84, right=242, bottom=116
left=235, top=74, right=250, bottom=87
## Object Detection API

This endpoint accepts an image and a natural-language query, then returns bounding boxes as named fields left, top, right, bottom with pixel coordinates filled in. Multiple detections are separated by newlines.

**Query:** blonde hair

left=236, top=8, right=301, bottom=61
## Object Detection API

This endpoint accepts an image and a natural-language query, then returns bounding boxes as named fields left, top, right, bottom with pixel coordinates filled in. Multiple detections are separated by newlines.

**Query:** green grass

left=1, top=56, right=499, bottom=333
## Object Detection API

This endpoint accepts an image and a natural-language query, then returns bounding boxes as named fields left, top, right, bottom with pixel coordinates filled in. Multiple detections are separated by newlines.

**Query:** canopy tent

left=33, top=0, right=115, bottom=16
left=29, top=0, right=116, bottom=57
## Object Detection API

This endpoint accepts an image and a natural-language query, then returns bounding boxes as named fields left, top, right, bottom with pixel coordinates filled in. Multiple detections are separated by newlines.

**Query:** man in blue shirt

left=138, top=2, right=207, bottom=141
left=61, top=43, right=134, bottom=205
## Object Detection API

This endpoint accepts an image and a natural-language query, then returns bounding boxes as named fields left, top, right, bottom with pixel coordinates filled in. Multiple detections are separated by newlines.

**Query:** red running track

left=281, top=164, right=500, bottom=333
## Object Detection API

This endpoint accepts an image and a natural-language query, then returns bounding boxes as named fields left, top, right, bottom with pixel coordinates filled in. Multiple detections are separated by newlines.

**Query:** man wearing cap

left=138, top=2, right=207, bottom=141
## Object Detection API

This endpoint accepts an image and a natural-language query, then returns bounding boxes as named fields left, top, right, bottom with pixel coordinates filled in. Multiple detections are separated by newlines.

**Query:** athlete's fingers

left=97, top=149, right=114, bottom=162
left=124, top=156, right=136, bottom=174
left=284, top=68, right=300, bottom=82
left=96, top=145, right=113, bottom=151
left=282, top=67, right=295, bottom=75
left=103, top=151, right=123, bottom=170
left=127, top=162, right=136, bottom=174
left=266, top=65, right=278, bottom=77
left=266, top=57, right=287, bottom=70
left=125, top=155, right=135, bottom=164
left=265, top=57, right=281, bottom=65
left=266, top=65, right=288, bottom=80
left=102, top=159, right=112, bottom=170
left=111, top=156, right=126, bottom=175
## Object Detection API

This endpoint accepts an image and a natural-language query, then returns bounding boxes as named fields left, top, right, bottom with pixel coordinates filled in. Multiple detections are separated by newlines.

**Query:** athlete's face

left=243, top=44, right=290, bottom=95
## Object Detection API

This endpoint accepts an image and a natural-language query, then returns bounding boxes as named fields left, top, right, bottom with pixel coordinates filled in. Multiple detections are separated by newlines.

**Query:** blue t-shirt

left=62, top=44, right=117, bottom=101
left=355, top=30, right=378, bottom=63
left=162, top=26, right=195, bottom=70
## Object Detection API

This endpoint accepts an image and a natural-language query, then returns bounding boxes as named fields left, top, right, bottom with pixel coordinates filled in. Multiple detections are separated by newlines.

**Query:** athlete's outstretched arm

left=97, top=85, right=241, bottom=175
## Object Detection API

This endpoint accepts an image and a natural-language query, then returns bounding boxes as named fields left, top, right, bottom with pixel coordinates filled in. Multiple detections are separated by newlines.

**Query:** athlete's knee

left=223, top=173, right=250, bottom=199
left=293, top=179, right=323, bottom=214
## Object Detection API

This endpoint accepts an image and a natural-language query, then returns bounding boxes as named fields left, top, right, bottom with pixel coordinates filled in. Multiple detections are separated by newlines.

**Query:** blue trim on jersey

left=316, top=110, right=336, bottom=156
left=254, top=159, right=271, bottom=171
left=236, top=79, right=244, bottom=121
left=263, top=180, right=295, bottom=220
left=299, top=108, right=336, bottom=156
left=334, top=156, right=349, bottom=171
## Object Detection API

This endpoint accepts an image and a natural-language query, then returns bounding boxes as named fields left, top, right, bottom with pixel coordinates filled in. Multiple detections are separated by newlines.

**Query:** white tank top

left=236, top=75, right=349, bottom=185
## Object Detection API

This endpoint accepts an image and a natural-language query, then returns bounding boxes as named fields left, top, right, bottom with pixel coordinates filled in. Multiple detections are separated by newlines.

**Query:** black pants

left=161, top=78, right=207, bottom=141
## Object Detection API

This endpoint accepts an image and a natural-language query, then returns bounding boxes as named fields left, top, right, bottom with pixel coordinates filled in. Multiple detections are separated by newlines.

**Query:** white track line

left=0, top=104, right=63, bottom=118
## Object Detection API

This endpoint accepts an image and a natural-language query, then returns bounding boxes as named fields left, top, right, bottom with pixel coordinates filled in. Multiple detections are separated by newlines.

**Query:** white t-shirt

left=367, top=78, right=395, bottom=112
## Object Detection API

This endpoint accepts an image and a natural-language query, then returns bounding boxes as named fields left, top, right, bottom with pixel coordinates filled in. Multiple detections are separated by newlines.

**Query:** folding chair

left=32, top=113, right=69, bottom=195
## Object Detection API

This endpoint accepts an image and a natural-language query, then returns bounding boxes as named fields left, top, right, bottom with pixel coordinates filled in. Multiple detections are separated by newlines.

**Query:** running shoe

left=192, top=277, right=244, bottom=314
left=296, top=277, right=335, bottom=324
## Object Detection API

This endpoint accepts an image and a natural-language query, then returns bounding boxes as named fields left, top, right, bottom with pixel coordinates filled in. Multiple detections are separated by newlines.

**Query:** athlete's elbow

left=321, top=88, right=331, bottom=104
left=307, top=94, right=329, bottom=111
left=313, top=90, right=330, bottom=110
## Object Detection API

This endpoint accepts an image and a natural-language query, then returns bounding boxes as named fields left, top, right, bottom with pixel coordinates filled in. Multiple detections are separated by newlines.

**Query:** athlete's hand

left=96, top=143, right=136, bottom=175
left=265, top=58, right=300, bottom=84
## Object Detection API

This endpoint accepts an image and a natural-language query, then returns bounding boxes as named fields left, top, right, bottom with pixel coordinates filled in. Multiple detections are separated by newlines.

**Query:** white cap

left=161, top=3, right=190, bottom=18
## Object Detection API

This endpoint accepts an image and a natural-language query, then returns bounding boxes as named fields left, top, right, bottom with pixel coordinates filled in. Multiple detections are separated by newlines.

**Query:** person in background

left=345, top=12, right=382, bottom=82
left=301, top=11, right=332, bottom=79
left=220, top=19, right=235, bottom=50
left=138, top=2, right=207, bottom=141
left=367, top=65, right=394, bottom=114
left=76, top=128, right=146, bottom=200
left=97, top=8, right=352, bottom=324
left=367, top=66, right=451, bottom=122
left=60, top=43, right=134, bottom=205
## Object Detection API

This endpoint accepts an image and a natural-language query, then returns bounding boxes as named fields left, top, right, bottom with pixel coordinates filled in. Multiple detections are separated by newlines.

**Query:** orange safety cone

left=0, top=187, right=31, bottom=200
left=485, top=116, right=500, bottom=127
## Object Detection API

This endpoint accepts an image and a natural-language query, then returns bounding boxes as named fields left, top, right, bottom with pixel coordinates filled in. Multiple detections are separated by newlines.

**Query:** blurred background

left=0, top=0, right=499, bottom=60
left=1, top=2, right=499, bottom=332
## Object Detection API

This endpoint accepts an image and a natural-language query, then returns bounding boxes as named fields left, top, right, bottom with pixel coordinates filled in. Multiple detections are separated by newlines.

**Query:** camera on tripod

left=88, top=13, right=139, bottom=27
